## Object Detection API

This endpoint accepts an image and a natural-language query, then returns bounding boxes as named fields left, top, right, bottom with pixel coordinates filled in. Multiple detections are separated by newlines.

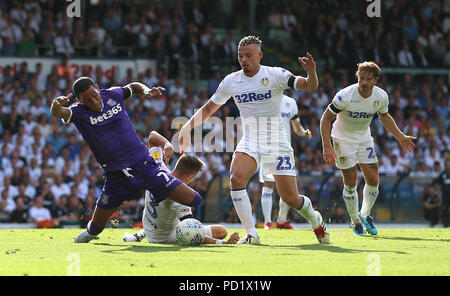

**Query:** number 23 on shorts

left=276, top=156, right=292, bottom=170
left=366, top=147, right=375, bottom=159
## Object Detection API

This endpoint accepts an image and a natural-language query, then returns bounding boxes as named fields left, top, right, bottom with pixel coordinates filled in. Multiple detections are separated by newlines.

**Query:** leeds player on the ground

left=320, top=61, right=416, bottom=236
left=259, top=94, right=312, bottom=230
left=179, top=36, right=330, bottom=244
left=123, top=130, right=239, bottom=245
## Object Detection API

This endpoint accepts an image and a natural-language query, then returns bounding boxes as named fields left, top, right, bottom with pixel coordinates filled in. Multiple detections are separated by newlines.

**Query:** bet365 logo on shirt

left=90, top=104, right=122, bottom=125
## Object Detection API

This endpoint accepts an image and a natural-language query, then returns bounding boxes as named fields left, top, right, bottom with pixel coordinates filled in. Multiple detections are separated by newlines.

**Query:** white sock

left=261, top=187, right=273, bottom=224
left=360, top=184, right=379, bottom=218
left=295, top=195, right=320, bottom=229
left=231, top=189, right=258, bottom=237
left=343, top=185, right=360, bottom=224
left=277, top=198, right=290, bottom=224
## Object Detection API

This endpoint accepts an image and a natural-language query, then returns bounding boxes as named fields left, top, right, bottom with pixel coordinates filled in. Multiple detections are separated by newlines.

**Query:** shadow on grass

left=95, top=242, right=237, bottom=254
left=271, top=244, right=410, bottom=255
left=367, top=236, right=450, bottom=243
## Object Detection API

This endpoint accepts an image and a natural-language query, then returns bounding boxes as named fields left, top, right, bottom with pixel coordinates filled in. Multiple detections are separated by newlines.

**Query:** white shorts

left=234, top=137, right=296, bottom=177
left=258, top=164, right=275, bottom=183
left=332, top=138, right=378, bottom=170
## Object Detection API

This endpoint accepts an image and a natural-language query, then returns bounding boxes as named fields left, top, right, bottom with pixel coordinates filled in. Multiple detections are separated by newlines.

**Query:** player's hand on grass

left=298, top=52, right=316, bottom=73
left=398, top=135, right=417, bottom=153
left=224, top=232, right=240, bottom=244
left=322, top=145, right=336, bottom=165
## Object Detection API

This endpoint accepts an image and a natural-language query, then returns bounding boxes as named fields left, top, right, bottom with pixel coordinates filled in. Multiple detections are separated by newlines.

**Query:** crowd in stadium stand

left=0, top=0, right=449, bottom=226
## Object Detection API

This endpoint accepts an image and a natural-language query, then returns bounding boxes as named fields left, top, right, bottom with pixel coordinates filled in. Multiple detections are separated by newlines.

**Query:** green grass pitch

left=0, top=227, right=449, bottom=276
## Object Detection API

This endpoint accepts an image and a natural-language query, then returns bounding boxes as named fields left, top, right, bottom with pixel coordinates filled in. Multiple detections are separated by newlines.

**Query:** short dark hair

left=73, top=76, right=95, bottom=97
left=174, top=154, right=205, bottom=175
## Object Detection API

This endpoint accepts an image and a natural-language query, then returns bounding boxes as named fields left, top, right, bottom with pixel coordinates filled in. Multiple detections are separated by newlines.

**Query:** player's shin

left=294, top=195, right=320, bottom=229
left=343, top=185, right=360, bottom=224
left=278, top=198, right=290, bottom=224
left=360, top=184, right=379, bottom=218
left=231, top=189, right=258, bottom=237
left=261, top=187, right=273, bottom=224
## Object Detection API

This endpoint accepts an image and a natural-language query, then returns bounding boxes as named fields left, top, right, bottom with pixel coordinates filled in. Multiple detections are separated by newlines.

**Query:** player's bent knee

left=230, top=174, right=246, bottom=189
left=367, top=181, right=379, bottom=187
left=367, top=180, right=379, bottom=187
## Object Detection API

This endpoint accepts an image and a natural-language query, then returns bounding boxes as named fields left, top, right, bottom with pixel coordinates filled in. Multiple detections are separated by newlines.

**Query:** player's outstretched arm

left=179, top=99, right=222, bottom=154
left=126, top=82, right=165, bottom=98
left=295, top=52, right=319, bottom=92
left=50, top=93, right=73, bottom=122
left=378, top=112, right=416, bottom=152
left=202, top=232, right=240, bottom=244
left=320, top=108, right=337, bottom=164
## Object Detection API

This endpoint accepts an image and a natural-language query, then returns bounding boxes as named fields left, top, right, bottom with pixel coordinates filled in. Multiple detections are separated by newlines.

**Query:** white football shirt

left=280, top=95, right=299, bottom=144
left=328, top=83, right=389, bottom=144
left=210, top=65, right=294, bottom=151
left=143, top=146, right=192, bottom=243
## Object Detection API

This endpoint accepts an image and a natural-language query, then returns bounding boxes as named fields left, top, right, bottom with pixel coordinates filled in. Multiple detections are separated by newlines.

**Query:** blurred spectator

left=329, top=206, right=347, bottom=224
left=434, top=159, right=450, bottom=227
left=18, top=29, right=36, bottom=56
left=29, top=195, right=51, bottom=223
left=51, top=194, right=69, bottom=219
left=1, top=16, right=23, bottom=46
left=80, top=193, right=96, bottom=228
left=0, top=190, right=16, bottom=220
left=67, top=188, right=83, bottom=219
left=9, top=196, right=30, bottom=223
left=54, top=27, right=74, bottom=56
left=421, top=184, right=442, bottom=227
left=398, top=43, right=415, bottom=67
left=1, top=37, right=17, bottom=55
left=50, top=175, right=70, bottom=202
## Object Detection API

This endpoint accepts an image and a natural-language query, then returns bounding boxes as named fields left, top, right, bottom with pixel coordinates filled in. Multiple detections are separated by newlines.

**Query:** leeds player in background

left=123, top=131, right=239, bottom=245
left=260, top=94, right=312, bottom=230
left=50, top=77, right=203, bottom=243
left=320, top=62, right=416, bottom=236
left=179, top=36, right=330, bottom=244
